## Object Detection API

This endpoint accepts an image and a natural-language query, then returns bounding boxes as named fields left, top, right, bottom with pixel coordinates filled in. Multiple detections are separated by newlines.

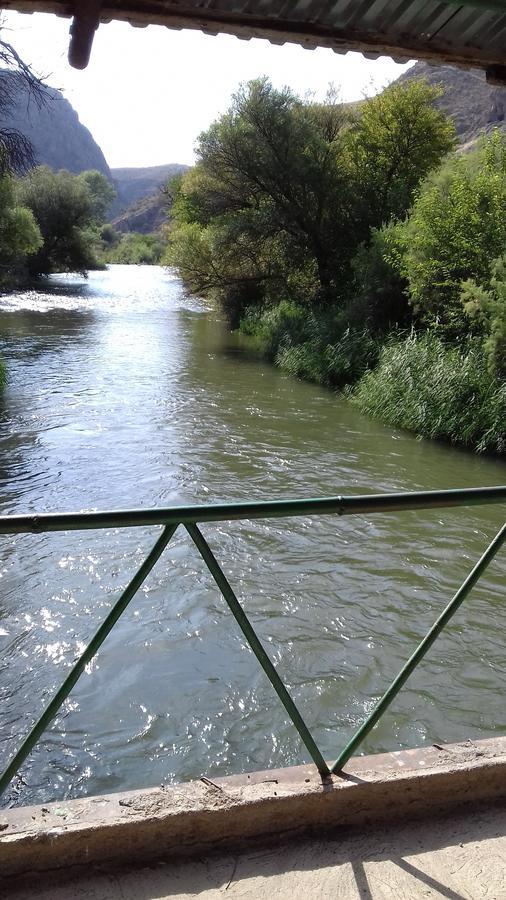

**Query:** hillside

left=111, top=190, right=167, bottom=234
left=0, top=70, right=111, bottom=178
left=111, top=163, right=189, bottom=211
left=399, top=61, right=505, bottom=146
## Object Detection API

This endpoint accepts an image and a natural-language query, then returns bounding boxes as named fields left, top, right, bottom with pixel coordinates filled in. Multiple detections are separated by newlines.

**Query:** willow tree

left=167, top=77, right=455, bottom=322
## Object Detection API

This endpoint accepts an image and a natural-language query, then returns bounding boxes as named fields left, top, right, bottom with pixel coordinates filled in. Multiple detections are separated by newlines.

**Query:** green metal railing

left=0, top=485, right=505, bottom=799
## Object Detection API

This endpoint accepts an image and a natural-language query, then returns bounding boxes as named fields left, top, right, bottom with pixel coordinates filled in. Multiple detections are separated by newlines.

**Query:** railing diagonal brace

left=0, top=523, right=178, bottom=799
left=330, top=521, right=506, bottom=774
left=185, top=522, right=330, bottom=778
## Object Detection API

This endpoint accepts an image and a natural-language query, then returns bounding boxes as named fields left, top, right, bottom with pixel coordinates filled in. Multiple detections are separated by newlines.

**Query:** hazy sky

left=3, top=11, right=413, bottom=169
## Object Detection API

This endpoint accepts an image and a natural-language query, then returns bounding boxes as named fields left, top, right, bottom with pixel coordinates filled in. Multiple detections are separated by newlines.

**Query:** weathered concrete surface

left=4, top=803, right=506, bottom=898
left=2, top=737, right=506, bottom=880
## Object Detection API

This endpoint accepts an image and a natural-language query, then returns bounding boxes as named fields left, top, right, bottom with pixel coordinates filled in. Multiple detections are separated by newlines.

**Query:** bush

left=240, top=300, right=379, bottom=387
left=351, top=332, right=506, bottom=454
left=105, top=232, right=163, bottom=265
left=278, top=328, right=379, bottom=387
left=461, top=255, right=506, bottom=378
left=397, top=131, right=506, bottom=329
left=350, top=222, right=410, bottom=330
left=240, top=300, right=314, bottom=358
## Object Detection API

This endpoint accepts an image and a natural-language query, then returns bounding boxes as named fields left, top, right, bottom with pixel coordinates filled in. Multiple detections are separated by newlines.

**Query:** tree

left=397, top=131, right=506, bottom=329
left=345, top=79, right=456, bottom=234
left=0, top=19, right=47, bottom=174
left=168, top=79, right=355, bottom=309
left=79, top=170, right=116, bottom=222
left=17, top=166, right=99, bottom=275
left=0, top=169, right=42, bottom=280
left=167, top=77, right=456, bottom=322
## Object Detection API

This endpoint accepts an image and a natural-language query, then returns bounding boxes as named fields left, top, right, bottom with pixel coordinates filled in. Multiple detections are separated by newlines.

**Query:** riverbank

left=238, top=309, right=506, bottom=455
left=166, top=80, right=505, bottom=457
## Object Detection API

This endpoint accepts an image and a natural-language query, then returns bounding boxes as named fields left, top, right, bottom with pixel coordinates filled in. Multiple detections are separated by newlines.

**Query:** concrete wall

left=1, top=737, right=506, bottom=876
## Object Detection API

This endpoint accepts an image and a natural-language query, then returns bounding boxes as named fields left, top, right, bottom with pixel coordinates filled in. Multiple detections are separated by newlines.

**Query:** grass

left=351, top=332, right=506, bottom=454
left=240, top=301, right=379, bottom=387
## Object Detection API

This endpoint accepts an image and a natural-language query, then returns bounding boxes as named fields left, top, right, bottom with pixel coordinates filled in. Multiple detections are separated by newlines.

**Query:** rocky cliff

left=400, top=61, right=505, bottom=147
left=0, top=69, right=111, bottom=178
left=110, top=163, right=190, bottom=232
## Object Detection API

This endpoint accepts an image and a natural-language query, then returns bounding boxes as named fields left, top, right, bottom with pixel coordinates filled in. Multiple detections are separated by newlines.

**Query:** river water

left=0, top=265, right=504, bottom=807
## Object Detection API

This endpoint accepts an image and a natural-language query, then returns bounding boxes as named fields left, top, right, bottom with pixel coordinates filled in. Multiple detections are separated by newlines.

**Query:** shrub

left=352, top=332, right=506, bottom=454
left=461, top=255, right=506, bottom=378
left=278, top=328, right=379, bottom=387
left=106, top=232, right=163, bottom=265
left=240, top=300, right=314, bottom=358
left=397, top=131, right=506, bottom=329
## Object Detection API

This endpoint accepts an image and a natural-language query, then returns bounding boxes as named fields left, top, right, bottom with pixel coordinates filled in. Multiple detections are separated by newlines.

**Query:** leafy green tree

left=0, top=170, right=42, bottom=280
left=167, top=77, right=455, bottom=321
left=461, top=255, right=506, bottom=377
left=397, top=131, right=506, bottom=328
left=79, top=170, right=116, bottom=223
left=100, top=222, right=120, bottom=248
left=168, top=78, right=353, bottom=306
left=345, top=80, right=456, bottom=233
left=17, top=166, right=100, bottom=275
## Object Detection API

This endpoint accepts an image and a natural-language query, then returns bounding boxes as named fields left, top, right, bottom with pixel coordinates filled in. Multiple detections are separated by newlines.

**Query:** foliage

left=104, top=231, right=163, bottom=265
left=0, top=170, right=42, bottom=282
left=397, top=131, right=506, bottom=329
left=17, top=166, right=108, bottom=275
left=278, top=328, right=379, bottom=387
left=351, top=332, right=506, bottom=454
left=100, top=222, right=121, bottom=248
left=350, top=222, right=410, bottom=330
left=240, top=300, right=314, bottom=357
left=79, top=170, right=116, bottom=222
left=167, top=78, right=453, bottom=316
left=344, top=79, right=456, bottom=233
left=240, top=300, right=379, bottom=387
left=461, top=255, right=506, bottom=378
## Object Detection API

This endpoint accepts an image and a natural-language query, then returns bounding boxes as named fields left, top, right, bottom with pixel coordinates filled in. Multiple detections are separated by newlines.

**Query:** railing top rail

left=0, top=485, right=504, bottom=535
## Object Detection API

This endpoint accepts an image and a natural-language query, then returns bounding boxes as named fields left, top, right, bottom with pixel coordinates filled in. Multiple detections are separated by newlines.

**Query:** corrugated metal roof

left=2, top=0, right=505, bottom=77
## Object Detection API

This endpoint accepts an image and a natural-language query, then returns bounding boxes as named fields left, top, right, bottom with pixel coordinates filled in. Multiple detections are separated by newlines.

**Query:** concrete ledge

left=1, top=736, right=506, bottom=876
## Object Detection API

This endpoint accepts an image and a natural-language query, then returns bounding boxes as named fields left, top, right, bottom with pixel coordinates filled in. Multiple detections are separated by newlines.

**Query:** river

left=0, top=265, right=504, bottom=807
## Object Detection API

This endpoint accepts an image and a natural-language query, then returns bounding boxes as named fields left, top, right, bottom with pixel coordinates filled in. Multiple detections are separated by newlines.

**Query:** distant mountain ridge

left=0, top=69, right=111, bottom=178
left=110, top=163, right=190, bottom=232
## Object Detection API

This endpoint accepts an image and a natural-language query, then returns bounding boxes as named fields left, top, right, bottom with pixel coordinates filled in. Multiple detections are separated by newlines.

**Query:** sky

left=3, top=11, right=413, bottom=170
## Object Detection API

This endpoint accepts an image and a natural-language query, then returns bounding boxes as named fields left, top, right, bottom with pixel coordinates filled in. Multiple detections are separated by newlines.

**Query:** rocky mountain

left=111, top=163, right=188, bottom=211
left=0, top=70, right=111, bottom=178
left=110, top=190, right=167, bottom=234
left=399, top=61, right=505, bottom=147
left=110, top=163, right=190, bottom=232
